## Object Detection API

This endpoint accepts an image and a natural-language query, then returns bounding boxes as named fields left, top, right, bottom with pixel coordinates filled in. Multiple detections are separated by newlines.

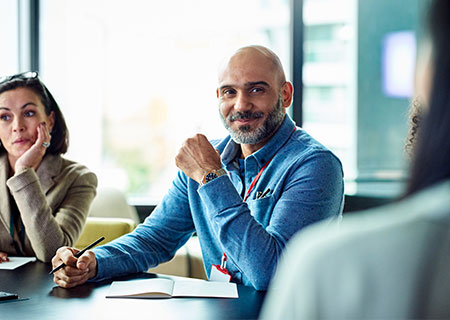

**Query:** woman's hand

left=14, top=122, right=51, bottom=173
left=0, top=252, right=9, bottom=263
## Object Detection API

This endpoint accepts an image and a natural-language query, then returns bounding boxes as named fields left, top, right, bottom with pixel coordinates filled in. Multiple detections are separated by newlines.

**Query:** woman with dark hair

left=261, top=0, right=450, bottom=318
left=0, top=72, right=97, bottom=262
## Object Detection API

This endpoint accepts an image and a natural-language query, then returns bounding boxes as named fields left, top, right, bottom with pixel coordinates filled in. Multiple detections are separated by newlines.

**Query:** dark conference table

left=0, top=261, right=266, bottom=319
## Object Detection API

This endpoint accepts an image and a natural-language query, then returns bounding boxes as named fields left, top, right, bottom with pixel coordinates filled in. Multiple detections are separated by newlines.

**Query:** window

left=40, top=0, right=290, bottom=203
left=302, top=0, right=357, bottom=184
left=302, top=0, right=423, bottom=197
left=0, top=0, right=19, bottom=74
left=3, top=0, right=425, bottom=203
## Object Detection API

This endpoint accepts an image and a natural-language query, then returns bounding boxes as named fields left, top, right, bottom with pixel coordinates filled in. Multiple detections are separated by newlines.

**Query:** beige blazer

left=0, top=153, right=97, bottom=262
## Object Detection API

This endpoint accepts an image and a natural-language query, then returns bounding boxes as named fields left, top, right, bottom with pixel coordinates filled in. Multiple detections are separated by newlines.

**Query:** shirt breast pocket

left=247, top=195, right=275, bottom=228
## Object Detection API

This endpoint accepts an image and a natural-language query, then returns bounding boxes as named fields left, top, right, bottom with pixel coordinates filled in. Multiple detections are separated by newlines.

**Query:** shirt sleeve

left=7, top=167, right=97, bottom=262
left=92, top=170, right=196, bottom=282
left=198, top=150, right=344, bottom=290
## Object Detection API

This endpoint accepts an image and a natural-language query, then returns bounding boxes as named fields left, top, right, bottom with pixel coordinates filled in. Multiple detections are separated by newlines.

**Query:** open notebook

left=106, top=278, right=238, bottom=299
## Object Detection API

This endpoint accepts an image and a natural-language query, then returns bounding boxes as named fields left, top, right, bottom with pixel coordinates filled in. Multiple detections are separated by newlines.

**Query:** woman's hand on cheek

left=14, top=122, right=51, bottom=173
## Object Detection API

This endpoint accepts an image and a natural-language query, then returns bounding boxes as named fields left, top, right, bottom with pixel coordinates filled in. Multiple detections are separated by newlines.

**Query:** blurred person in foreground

left=51, top=45, right=344, bottom=290
left=261, top=0, right=450, bottom=318
left=0, top=72, right=97, bottom=262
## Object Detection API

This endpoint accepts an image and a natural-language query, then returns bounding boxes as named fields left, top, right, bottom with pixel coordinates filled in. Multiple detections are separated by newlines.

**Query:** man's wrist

left=200, top=168, right=227, bottom=186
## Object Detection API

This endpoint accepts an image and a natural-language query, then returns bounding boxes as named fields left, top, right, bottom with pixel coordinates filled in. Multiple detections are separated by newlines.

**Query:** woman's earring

left=405, top=97, right=423, bottom=155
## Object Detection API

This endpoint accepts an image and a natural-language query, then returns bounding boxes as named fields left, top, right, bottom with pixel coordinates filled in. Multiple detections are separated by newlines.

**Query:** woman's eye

left=24, top=110, right=35, bottom=117
left=0, top=114, right=10, bottom=121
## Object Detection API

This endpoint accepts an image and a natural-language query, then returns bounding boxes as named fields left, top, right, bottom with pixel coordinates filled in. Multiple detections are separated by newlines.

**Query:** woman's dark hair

left=0, top=73, right=69, bottom=155
left=406, top=0, right=450, bottom=195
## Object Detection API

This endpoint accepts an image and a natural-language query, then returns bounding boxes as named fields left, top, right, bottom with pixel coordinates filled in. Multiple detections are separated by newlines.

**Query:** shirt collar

left=221, top=115, right=296, bottom=167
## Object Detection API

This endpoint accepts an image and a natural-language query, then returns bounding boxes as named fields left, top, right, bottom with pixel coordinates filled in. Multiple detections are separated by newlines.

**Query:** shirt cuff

left=6, top=168, right=38, bottom=192
left=90, top=247, right=109, bottom=281
left=198, top=175, right=243, bottom=216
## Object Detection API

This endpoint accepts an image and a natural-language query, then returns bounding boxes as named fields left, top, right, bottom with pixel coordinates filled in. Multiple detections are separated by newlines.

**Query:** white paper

left=0, top=257, right=36, bottom=270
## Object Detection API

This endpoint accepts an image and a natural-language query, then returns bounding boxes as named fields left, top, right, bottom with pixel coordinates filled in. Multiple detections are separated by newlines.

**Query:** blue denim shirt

left=92, top=115, right=344, bottom=290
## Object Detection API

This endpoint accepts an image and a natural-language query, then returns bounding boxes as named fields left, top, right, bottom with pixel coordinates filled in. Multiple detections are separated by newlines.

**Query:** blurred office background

left=0, top=0, right=426, bottom=218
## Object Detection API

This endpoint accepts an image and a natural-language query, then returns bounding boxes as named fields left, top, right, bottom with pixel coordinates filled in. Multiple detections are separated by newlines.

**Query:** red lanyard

left=243, top=154, right=275, bottom=201
left=242, top=127, right=296, bottom=202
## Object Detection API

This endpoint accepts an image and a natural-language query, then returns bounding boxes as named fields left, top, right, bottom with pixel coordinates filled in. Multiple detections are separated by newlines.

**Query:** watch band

left=201, top=168, right=227, bottom=186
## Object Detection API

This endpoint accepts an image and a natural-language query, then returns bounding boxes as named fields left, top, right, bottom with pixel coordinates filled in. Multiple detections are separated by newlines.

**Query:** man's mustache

left=228, top=111, right=264, bottom=122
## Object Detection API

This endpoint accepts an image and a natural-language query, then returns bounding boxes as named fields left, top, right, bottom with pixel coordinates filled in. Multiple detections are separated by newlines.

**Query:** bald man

left=51, top=46, right=344, bottom=290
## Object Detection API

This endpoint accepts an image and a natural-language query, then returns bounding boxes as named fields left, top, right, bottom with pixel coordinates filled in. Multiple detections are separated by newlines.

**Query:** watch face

left=204, top=172, right=218, bottom=183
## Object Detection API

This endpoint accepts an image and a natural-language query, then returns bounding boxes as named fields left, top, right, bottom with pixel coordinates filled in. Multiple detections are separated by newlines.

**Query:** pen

left=260, top=188, right=271, bottom=198
left=49, top=236, right=105, bottom=275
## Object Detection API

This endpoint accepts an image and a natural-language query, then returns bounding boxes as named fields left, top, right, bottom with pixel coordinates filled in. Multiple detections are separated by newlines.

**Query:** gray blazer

left=0, top=153, right=97, bottom=262
left=261, top=180, right=450, bottom=319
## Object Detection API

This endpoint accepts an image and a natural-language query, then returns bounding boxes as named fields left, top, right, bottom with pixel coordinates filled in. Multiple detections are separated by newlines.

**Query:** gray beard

left=220, top=94, right=285, bottom=145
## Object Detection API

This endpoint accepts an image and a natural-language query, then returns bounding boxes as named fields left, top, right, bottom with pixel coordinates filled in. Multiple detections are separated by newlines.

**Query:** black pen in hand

left=49, top=236, right=105, bottom=275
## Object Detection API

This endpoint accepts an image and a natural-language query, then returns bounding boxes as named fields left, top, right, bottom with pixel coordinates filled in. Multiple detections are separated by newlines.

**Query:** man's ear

left=280, top=81, right=294, bottom=108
